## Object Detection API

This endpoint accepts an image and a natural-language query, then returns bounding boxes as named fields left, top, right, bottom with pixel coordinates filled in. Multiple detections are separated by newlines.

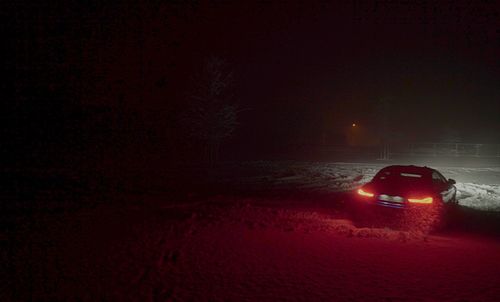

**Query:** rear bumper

left=353, top=197, right=441, bottom=214
left=351, top=198, right=445, bottom=229
left=376, top=200, right=405, bottom=209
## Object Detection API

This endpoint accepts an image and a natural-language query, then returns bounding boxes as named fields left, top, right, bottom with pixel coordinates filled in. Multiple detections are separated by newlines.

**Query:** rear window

left=400, top=173, right=422, bottom=178
left=374, top=170, right=428, bottom=184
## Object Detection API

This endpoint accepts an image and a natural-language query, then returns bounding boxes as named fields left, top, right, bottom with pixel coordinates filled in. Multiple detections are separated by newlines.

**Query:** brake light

left=408, top=197, right=433, bottom=204
left=357, top=188, right=374, bottom=197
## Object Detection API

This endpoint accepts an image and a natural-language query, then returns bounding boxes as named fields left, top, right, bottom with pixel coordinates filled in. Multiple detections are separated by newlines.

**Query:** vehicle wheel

left=442, top=201, right=460, bottom=227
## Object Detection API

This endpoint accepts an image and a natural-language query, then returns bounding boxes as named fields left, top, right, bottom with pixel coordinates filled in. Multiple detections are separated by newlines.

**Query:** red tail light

left=408, top=197, right=433, bottom=204
left=357, top=188, right=374, bottom=197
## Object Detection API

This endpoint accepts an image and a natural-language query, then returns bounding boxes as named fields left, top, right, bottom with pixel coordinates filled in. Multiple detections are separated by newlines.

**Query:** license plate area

left=378, top=194, right=404, bottom=203
left=376, top=194, right=405, bottom=209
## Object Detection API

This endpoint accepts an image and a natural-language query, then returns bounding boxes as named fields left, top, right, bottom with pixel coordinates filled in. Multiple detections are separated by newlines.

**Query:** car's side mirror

left=448, top=179, right=456, bottom=185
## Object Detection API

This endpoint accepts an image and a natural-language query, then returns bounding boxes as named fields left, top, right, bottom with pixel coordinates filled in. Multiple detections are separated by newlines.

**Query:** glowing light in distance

left=352, top=123, right=356, bottom=127
left=408, top=197, right=433, bottom=204
left=357, top=188, right=374, bottom=197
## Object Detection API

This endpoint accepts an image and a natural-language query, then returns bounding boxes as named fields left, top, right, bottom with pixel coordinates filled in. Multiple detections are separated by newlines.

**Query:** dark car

left=352, top=165, right=458, bottom=231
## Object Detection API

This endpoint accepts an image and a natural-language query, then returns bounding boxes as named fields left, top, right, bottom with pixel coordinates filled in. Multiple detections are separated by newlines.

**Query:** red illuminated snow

left=161, top=204, right=500, bottom=302
left=9, top=198, right=500, bottom=301
left=6, top=161, right=500, bottom=301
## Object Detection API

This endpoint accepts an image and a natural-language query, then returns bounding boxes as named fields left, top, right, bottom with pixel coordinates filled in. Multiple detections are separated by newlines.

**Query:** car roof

left=378, top=165, right=435, bottom=176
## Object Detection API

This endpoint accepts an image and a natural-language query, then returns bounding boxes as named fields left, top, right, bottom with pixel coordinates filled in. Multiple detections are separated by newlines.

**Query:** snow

left=5, top=161, right=500, bottom=301
left=455, top=183, right=500, bottom=211
left=165, top=203, right=500, bottom=301
left=16, top=201, right=494, bottom=302
left=234, top=161, right=500, bottom=211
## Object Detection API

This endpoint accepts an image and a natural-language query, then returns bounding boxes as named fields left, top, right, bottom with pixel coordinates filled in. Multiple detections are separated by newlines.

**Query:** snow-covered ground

left=4, top=161, right=500, bottom=301
left=9, top=198, right=499, bottom=302
left=165, top=203, right=500, bottom=301
left=226, top=161, right=500, bottom=211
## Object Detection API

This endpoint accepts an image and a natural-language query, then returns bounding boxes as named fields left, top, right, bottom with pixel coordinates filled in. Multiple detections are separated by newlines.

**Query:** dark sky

left=10, top=0, right=500, bottom=163
left=160, top=1, right=500, bottom=143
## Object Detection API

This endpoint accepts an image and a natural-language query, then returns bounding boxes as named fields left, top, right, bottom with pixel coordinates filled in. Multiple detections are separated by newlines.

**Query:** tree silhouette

left=182, top=57, right=238, bottom=164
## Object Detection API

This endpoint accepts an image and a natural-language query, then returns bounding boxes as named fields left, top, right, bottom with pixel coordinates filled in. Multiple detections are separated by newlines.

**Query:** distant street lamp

left=352, top=123, right=357, bottom=127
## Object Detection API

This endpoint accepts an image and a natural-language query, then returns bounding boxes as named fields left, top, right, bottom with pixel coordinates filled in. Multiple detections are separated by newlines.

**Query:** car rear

left=352, top=166, right=446, bottom=232
left=356, top=167, right=438, bottom=210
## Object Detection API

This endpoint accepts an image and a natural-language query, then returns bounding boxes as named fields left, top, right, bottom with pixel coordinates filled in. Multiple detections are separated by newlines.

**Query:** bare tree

left=182, top=57, right=238, bottom=164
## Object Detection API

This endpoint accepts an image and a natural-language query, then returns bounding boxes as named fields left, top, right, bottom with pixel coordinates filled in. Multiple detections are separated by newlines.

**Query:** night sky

left=9, top=1, right=500, bottom=165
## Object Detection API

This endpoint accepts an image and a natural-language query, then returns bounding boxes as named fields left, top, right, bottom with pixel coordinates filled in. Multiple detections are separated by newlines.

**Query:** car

left=352, top=165, right=458, bottom=232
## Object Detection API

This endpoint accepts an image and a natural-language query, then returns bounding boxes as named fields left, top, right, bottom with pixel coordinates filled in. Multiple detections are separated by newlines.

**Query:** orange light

left=352, top=123, right=356, bottom=127
left=357, top=188, right=374, bottom=197
left=408, top=197, right=433, bottom=204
